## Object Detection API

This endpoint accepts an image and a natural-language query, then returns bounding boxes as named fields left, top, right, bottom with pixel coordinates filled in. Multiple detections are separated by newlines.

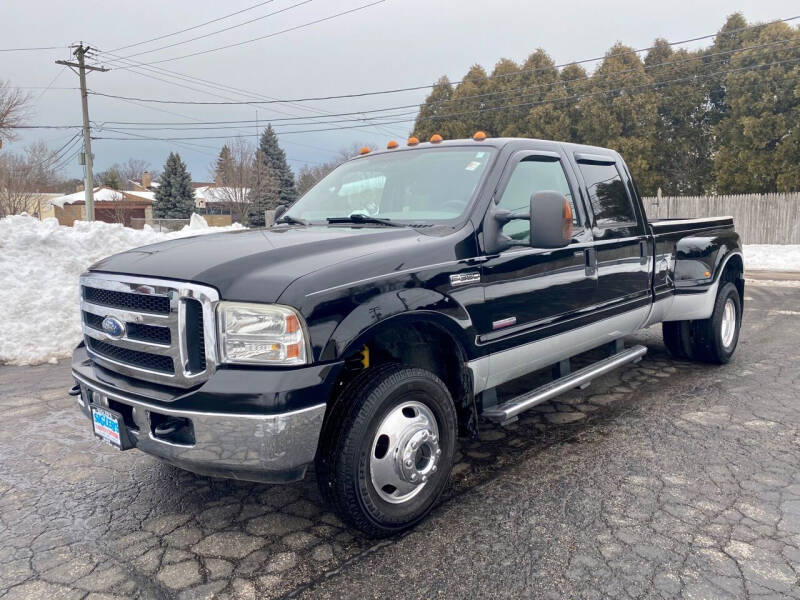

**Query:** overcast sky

left=3, top=0, right=798, bottom=182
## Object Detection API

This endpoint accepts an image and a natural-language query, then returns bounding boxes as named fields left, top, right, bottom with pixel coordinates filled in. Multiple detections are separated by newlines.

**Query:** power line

left=93, top=57, right=800, bottom=140
left=107, top=0, right=387, bottom=68
left=0, top=45, right=64, bottom=52
left=107, top=0, right=281, bottom=53
left=115, top=0, right=316, bottom=60
left=92, top=50, right=407, bottom=139
left=85, top=35, right=800, bottom=132
left=28, top=51, right=800, bottom=134
left=88, top=14, right=800, bottom=104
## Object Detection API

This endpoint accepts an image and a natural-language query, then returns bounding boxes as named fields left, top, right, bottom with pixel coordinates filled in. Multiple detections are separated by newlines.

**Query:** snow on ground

left=743, top=245, right=800, bottom=272
left=0, top=215, right=797, bottom=366
left=0, top=214, right=243, bottom=366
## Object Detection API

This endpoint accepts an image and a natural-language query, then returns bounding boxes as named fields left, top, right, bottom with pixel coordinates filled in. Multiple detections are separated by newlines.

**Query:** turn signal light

left=407, top=137, right=419, bottom=146
left=359, top=147, right=371, bottom=155
left=430, top=134, right=443, bottom=143
left=386, top=140, right=399, bottom=149
left=473, top=131, right=487, bottom=141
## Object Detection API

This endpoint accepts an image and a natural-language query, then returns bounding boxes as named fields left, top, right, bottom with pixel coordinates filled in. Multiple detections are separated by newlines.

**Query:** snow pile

left=0, top=215, right=243, bottom=366
left=743, top=245, right=800, bottom=272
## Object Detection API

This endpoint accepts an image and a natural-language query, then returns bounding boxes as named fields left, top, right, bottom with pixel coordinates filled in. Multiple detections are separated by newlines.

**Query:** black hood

left=90, top=226, right=436, bottom=302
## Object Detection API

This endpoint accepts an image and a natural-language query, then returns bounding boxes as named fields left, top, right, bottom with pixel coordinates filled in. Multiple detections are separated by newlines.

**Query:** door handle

left=584, top=248, right=597, bottom=279
left=639, top=240, right=649, bottom=265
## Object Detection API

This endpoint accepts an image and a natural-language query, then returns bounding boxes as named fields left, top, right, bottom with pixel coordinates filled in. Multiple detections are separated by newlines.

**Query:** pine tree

left=413, top=76, right=455, bottom=140
left=252, top=125, right=297, bottom=210
left=214, top=144, right=234, bottom=185
left=247, top=150, right=280, bottom=227
left=154, top=152, right=195, bottom=219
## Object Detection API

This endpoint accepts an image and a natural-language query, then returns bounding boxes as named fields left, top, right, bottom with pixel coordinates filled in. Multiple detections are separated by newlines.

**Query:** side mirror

left=529, top=191, right=573, bottom=248
left=273, top=205, right=287, bottom=224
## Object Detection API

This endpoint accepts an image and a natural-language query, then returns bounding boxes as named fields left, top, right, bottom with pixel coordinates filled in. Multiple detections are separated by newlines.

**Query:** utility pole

left=56, top=43, right=109, bottom=221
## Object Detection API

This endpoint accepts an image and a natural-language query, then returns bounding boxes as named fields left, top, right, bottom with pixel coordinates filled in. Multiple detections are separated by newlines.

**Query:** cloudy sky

left=3, top=0, right=798, bottom=181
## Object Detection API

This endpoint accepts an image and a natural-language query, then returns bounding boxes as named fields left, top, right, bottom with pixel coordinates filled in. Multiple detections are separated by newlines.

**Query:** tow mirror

left=529, top=191, right=573, bottom=248
left=272, top=205, right=287, bottom=224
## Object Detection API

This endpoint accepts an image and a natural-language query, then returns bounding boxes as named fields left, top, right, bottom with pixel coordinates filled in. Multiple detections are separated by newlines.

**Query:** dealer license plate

left=92, top=407, right=121, bottom=448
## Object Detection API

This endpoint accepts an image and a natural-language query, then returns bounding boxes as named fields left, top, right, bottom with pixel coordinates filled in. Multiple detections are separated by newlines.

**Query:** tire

left=315, top=364, right=457, bottom=537
left=689, top=281, right=742, bottom=364
left=662, top=320, right=693, bottom=359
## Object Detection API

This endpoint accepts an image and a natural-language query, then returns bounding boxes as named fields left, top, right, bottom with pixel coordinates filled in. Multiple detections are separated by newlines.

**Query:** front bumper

left=72, top=345, right=343, bottom=483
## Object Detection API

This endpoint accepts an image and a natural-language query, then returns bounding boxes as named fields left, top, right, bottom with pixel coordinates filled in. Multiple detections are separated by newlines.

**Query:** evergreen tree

left=154, top=152, right=195, bottom=218
left=252, top=125, right=297, bottom=210
left=644, top=41, right=713, bottom=195
left=713, top=20, right=800, bottom=192
left=413, top=76, right=456, bottom=140
left=214, top=144, right=234, bottom=184
left=247, top=149, right=280, bottom=227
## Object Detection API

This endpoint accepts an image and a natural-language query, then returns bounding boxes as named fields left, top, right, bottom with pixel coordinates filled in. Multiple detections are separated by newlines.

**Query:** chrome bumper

left=73, top=371, right=326, bottom=483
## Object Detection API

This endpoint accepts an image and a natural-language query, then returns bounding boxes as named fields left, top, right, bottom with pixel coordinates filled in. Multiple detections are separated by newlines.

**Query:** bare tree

left=0, top=80, right=31, bottom=143
left=0, top=142, right=61, bottom=217
left=296, top=143, right=375, bottom=195
left=208, top=138, right=256, bottom=223
left=118, top=158, right=151, bottom=185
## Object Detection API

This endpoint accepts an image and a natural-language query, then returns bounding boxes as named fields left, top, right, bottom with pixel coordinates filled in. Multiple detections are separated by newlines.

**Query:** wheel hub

left=369, top=400, right=441, bottom=504
left=398, top=427, right=440, bottom=484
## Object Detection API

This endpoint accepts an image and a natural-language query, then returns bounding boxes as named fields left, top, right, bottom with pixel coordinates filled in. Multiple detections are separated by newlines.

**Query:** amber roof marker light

left=407, top=137, right=420, bottom=146
left=359, top=147, right=371, bottom=155
left=429, top=134, right=443, bottom=143
left=386, top=140, right=399, bottom=149
left=473, top=131, right=487, bottom=141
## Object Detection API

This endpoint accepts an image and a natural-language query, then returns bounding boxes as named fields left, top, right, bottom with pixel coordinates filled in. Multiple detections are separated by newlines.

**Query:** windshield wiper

left=327, top=214, right=402, bottom=227
left=274, top=214, right=307, bottom=226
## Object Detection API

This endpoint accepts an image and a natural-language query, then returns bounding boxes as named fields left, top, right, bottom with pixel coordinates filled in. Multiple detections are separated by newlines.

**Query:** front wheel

left=316, top=364, right=457, bottom=537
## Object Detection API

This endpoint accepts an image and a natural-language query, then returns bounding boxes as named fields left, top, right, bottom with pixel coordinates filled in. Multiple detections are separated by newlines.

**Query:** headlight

left=216, top=302, right=308, bottom=365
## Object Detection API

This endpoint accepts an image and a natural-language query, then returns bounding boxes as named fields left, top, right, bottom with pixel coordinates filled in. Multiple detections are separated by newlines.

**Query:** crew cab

left=71, top=135, right=744, bottom=537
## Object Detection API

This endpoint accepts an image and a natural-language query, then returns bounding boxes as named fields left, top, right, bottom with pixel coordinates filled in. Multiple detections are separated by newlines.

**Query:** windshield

left=285, top=147, right=496, bottom=224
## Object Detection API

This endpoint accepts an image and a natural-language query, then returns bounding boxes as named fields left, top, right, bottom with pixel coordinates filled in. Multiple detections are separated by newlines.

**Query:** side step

left=482, top=345, right=647, bottom=424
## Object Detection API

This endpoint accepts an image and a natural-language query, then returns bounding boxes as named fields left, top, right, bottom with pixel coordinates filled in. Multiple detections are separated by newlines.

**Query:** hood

left=90, top=226, right=431, bottom=302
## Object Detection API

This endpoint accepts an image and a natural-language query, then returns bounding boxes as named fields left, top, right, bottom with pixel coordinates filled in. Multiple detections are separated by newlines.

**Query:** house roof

left=50, top=187, right=154, bottom=207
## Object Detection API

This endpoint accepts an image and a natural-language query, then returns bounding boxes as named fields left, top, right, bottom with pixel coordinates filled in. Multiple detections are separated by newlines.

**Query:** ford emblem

left=101, top=316, right=126, bottom=339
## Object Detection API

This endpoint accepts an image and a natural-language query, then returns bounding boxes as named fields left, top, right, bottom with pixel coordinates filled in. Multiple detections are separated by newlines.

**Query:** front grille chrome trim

left=79, top=272, right=219, bottom=388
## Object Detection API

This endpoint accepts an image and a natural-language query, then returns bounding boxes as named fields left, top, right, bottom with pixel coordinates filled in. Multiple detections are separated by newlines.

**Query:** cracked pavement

left=1, top=282, right=799, bottom=599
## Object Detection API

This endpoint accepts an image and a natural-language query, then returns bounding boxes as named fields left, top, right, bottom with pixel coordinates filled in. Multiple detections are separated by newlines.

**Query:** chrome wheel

left=720, top=297, right=737, bottom=349
left=369, top=400, right=441, bottom=504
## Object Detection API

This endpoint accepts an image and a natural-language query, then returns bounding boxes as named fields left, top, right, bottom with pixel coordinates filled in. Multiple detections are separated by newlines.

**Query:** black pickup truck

left=71, top=135, right=744, bottom=536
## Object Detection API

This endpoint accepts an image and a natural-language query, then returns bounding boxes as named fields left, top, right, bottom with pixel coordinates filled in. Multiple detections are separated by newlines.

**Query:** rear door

left=573, top=154, right=652, bottom=316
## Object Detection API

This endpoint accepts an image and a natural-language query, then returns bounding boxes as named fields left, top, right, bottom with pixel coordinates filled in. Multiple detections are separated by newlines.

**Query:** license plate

left=92, top=407, right=121, bottom=448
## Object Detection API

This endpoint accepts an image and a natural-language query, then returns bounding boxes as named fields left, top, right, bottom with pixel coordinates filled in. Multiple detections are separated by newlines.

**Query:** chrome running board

left=482, top=345, right=647, bottom=424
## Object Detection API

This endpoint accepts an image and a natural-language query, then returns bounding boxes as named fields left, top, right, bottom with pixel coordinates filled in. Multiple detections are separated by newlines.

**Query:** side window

left=496, top=157, right=577, bottom=243
left=577, top=162, right=636, bottom=228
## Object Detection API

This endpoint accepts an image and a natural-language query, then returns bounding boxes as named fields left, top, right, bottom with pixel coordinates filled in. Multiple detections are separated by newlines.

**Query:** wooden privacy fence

left=642, top=193, right=800, bottom=244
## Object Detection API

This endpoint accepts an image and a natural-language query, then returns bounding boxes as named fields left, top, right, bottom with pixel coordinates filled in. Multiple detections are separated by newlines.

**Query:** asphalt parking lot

left=2, top=281, right=799, bottom=600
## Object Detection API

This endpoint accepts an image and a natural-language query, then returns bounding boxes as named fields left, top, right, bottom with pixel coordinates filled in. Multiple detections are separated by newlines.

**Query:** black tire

left=689, top=281, right=742, bottom=364
left=315, top=364, right=457, bottom=537
left=662, top=320, right=693, bottom=359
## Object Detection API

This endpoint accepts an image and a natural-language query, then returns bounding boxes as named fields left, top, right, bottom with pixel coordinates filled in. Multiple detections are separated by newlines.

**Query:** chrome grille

left=80, top=273, right=219, bottom=388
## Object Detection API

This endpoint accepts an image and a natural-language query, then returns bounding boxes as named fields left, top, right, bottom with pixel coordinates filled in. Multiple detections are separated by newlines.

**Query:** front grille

left=80, top=274, right=218, bottom=388
left=82, top=286, right=170, bottom=314
left=184, top=298, right=206, bottom=371
left=87, top=338, right=175, bottom=374
left=83, top=311, right=171, bottom=345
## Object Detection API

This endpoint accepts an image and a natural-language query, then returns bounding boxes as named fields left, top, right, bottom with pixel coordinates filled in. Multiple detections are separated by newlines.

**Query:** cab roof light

left=359, top=147, right=371, bottom=155
left=429, top=134, right=443, bottom=143
left=473, top=131, right=487, bottom=141
left=407, top=136, right=420, bottom=146
left=386, top=140, right=399, bottom=149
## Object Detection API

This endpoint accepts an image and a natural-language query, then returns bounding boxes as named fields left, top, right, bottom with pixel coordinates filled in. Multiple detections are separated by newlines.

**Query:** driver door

left=476, top=150, right=598, bottom=385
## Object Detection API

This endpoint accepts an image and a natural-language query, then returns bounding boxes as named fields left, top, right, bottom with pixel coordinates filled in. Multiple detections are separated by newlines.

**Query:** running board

left=482, top=345, right=647, bottom=424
